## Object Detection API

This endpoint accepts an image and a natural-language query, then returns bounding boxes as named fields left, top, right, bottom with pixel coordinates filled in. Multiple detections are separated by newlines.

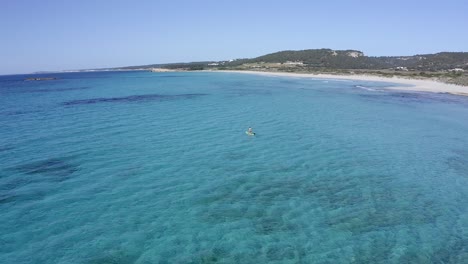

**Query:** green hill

left=232, top=49, right=468, bottom=71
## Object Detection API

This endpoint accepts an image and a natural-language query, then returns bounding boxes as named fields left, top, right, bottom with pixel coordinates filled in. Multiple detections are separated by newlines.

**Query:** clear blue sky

left=1, top=0, right=467, bottom=75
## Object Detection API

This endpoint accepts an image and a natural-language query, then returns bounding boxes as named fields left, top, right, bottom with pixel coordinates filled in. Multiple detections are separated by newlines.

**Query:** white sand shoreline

left=213, top=70, right=468, bottom=96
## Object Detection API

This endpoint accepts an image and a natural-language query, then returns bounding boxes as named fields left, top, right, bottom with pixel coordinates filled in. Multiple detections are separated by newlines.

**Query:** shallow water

left=1, top=71, right=468, bottom=263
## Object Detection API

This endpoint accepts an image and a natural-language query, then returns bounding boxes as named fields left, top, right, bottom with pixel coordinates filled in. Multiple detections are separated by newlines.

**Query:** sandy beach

left=216, top=70, right=468, bottom=96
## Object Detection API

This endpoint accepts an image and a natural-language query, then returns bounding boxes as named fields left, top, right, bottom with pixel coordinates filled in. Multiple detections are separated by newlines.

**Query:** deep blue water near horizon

left=1, top=71, right=468, bottom=263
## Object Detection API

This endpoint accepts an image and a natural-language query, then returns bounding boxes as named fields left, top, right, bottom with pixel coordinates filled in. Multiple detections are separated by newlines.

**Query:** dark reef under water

left=0, top=157, right=80, bottom=205
left=15, top=157, right=80, bottom=177
left=62, top=93, right=208, bottom=106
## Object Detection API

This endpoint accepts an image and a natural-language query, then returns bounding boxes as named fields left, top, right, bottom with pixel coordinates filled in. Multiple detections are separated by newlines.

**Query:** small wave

left=355, top=85, right=380, bottom=92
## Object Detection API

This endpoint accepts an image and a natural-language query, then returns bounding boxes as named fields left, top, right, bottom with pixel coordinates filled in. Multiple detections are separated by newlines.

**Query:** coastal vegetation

left=111, top=49, right=468, bottom=86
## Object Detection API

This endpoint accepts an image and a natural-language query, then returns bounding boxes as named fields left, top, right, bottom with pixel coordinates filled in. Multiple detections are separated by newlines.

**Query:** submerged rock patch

left=447, top=149, right=468, bottom=177
left=63, top=93, right=207, bottom=106
left=360, top=91, right=468, bottom=105
left=0, top=146, right=14, bottom=152
left=0, top=193, right=16, bottom=205
left=15, top=157, right=79, bottom=178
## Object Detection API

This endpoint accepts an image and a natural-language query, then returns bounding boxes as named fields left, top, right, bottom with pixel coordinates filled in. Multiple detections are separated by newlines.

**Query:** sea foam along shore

left=214, top=70, right=468, bottom=96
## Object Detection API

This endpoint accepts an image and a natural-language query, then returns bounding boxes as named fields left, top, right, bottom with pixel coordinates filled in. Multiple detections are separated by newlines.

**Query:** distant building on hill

left=395, top=67, right=409, bottom=71
left=284, top=61, right=304, bottom=65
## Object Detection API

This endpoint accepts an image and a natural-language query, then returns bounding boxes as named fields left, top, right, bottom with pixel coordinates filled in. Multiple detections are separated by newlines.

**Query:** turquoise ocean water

left=1, top=71, right=467, bottom=263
